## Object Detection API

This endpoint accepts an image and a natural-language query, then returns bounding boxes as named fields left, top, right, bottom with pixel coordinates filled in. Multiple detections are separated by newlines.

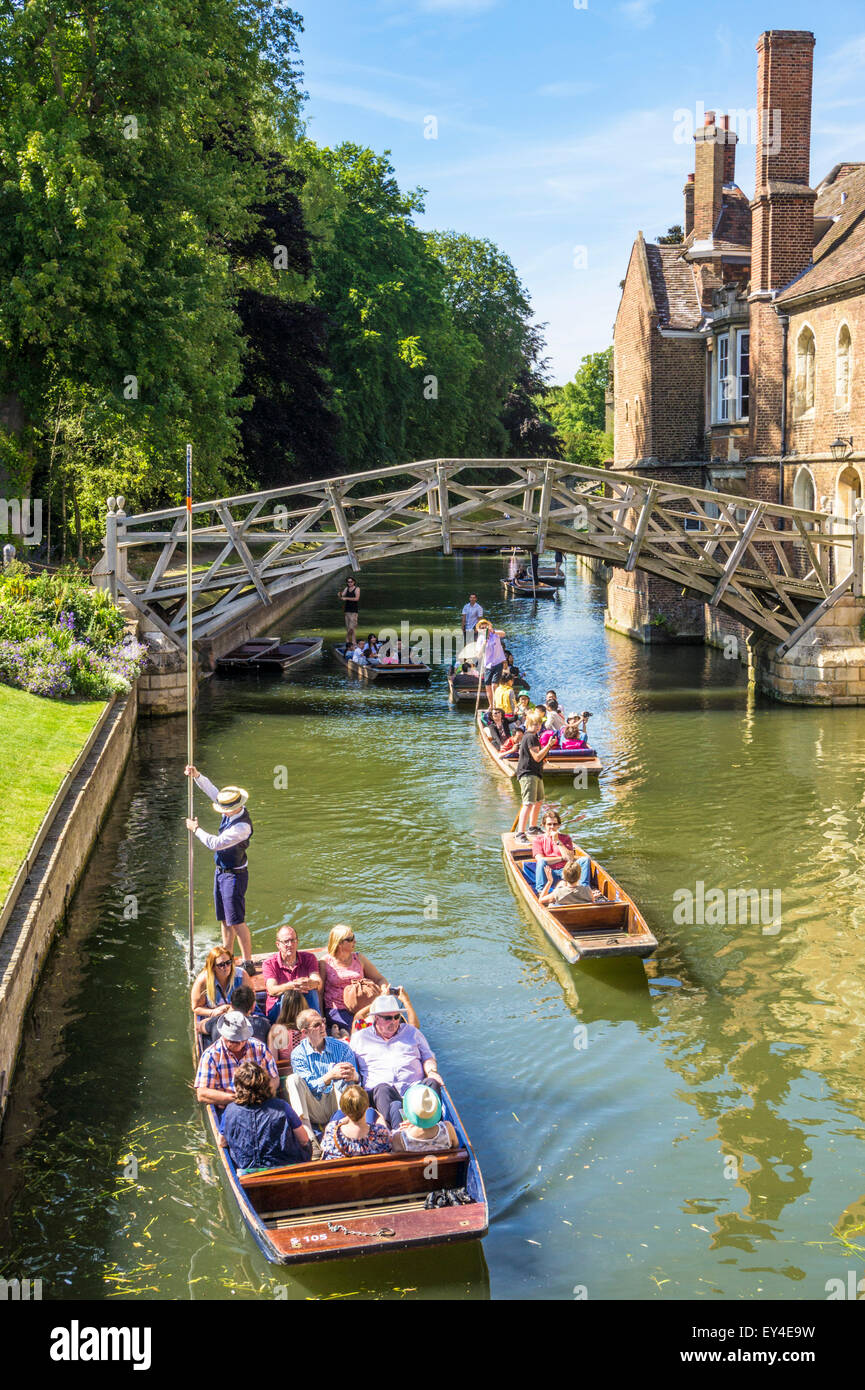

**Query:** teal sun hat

left=402, top=1082, right=442, bottom=1129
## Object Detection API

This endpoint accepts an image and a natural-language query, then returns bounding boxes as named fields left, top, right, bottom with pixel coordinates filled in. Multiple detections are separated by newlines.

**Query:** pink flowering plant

left=0, top=566, right=147, bottom=699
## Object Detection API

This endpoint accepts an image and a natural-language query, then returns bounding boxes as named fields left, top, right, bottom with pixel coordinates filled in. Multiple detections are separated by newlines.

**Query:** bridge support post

left=750, top=593, right=865, bottom=704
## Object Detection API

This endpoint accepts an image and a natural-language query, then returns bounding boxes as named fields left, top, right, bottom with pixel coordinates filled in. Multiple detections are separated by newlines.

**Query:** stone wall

left=750, top=593, right=865, bottom=702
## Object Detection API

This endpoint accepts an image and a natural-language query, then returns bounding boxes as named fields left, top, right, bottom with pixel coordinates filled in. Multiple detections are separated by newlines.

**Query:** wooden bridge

left=100, top=459, right=864, bottom=659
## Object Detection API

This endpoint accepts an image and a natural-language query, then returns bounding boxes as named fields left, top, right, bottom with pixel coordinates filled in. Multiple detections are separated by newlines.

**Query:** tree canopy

left=0, top=1, right=565, bottom=553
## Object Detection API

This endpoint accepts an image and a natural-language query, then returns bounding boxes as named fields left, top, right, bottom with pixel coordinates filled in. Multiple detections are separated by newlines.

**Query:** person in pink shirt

left=532, top=809, right=579, bottom=895
left=319, top=924, right=390, bottom=1037
left=261, top=927, right=322, bottom=1021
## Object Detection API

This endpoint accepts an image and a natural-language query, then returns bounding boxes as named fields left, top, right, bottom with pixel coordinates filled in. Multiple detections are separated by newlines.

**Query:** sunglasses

left=378, top=1014, right=400, bottom=1021
left=215, top=959, right=232, bottom=968
left=343, top=935, right=356, bottom=943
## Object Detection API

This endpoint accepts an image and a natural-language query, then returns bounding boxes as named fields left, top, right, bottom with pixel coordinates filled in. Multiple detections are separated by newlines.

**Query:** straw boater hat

left=212, top=786, right=249, bottom=816
left=401, top=1082, right=442, bottom=1129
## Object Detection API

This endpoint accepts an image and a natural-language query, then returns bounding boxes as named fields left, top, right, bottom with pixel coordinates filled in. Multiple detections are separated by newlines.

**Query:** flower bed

left=0, top=567, right=147, bottom=699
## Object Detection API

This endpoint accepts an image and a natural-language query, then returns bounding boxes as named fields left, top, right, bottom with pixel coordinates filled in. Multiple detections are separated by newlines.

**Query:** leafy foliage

left=544, top=348, right=613, bottom=467
left=0, top=565, right=145, bottom=697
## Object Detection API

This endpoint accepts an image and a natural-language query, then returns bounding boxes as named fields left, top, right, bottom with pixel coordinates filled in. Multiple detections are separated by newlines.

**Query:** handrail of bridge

left=96, top=459, right=864, bottom=658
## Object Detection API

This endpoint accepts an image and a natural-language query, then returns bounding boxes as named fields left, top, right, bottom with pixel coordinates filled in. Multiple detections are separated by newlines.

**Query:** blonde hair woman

left=320, top=1084, right=391, bottom=1160
left=319, top=925, right=389, bottom=1038
left=190, top=947, right=251, bottom=1033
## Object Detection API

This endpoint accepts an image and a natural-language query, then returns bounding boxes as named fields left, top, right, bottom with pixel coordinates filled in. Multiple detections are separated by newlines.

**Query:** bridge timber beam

left=100, top=460, right=858, bottom=654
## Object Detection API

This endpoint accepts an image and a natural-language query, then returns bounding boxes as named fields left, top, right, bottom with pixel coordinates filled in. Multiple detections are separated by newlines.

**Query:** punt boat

left=501, top=577, right=557, bottom=599
left=448, top=668, right=483, bottom=703
left=333, top=643, right=432, bottom=681
left=500, top=831, right=658, bottom=963
left=536, top=570, right=566, bottom=588
left=194, top=961, right=488, bottom=1264
left=476, top=711, right=602, bottom=778
left=216, top=638, right=323, bottom=673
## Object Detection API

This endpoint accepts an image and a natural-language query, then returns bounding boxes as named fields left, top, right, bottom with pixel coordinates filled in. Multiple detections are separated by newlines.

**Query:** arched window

left=634, top=396, right=641, bottom=424
left=835, top=465, right=862, bottom=579
left=795, top=326, right=816, bottom=417
left=793, top=466, right=816, bottom=514
left=835, top=324, right=852, bottom=409
left=624, top=400, right=629, bottom=423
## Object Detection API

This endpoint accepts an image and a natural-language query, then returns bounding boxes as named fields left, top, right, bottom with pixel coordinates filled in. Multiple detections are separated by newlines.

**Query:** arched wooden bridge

left=100, top=459, right=863, bottom=658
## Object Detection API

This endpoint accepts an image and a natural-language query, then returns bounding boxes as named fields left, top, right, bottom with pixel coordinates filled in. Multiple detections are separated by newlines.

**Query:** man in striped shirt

left=194, top=1011, right=279, bottom=1108
left=287, top=1009, right=359, bottom=1158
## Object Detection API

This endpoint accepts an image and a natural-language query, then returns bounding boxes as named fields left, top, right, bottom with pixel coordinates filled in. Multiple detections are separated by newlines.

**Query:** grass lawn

left=0, top=684, right=105, bottom=906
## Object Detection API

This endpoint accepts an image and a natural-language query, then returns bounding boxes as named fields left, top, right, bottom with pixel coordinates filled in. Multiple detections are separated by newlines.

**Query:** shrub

left=0, top=567, right=147, bottom=699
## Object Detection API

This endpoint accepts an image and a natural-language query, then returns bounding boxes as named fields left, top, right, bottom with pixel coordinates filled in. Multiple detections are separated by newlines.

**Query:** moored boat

left=194, top=960, right=488, bottom=1264
left=536, top=570, right=566, bottom=588
left=500, top=831, right=657, bottom=963
left=217, top=637, right=324, bottom=673
left=476, top=710, right=602, bottom=778
left=501, top=577, right=557, bottom=599
left=333, top=643, right=432, bottom=681
left=448, top=668, right=483, bottom=703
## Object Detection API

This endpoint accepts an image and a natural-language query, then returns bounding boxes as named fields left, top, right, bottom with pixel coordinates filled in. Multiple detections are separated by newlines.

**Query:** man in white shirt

left=185, top=766, right=254, bottom=970
left=461, top=594, right=483, bottom=643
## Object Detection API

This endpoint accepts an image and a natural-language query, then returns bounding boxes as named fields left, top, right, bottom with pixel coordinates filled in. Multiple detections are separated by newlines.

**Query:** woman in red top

left=532, top=809, right=578, bottom=895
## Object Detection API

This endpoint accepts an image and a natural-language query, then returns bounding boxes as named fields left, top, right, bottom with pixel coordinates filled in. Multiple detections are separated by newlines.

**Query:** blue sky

left=298, top=2, right=865, bottom=383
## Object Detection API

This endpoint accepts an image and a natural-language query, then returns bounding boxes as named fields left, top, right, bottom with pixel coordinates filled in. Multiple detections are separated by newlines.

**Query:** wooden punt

left=333, top=643, right=432, bottom=681
left=501, top=577, right=557, bottom=599
left=217, top=637, right=323, bottom=673
left=448, top=669, right=483, bottom=703
left=476, top=711, right=602, bottom=778
left=501, top=831, right=658, bottom=963
left=536, top=570, right=566, bottom=588
left=194, top=966, right=487, bottom=1265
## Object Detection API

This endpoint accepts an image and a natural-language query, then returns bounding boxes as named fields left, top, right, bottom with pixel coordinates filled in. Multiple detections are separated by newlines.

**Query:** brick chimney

left=749, top=30, right=817, bottom=457
left=751, top=30, right=816, bottom=293
left=683, top=173, right=694, bottom=236
left=693, top=111, right=725, bottom=240
left=719, top=114, right=737, bottom=185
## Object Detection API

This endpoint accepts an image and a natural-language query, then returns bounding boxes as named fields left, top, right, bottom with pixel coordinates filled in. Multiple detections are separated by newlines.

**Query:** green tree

left=544, top=348, right=613, bottom=466
left=0, top=0, right=305, bottom=547
left=295, top=142, right=481, bottom=471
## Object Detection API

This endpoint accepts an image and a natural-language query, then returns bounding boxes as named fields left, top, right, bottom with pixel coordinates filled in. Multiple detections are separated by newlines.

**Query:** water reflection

left=2, top=554, right=865, bottom=1299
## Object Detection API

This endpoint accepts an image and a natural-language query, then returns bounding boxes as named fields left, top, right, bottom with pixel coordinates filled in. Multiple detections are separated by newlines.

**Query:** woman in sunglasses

left=319, top=924, right=390, bottom=1038
left=190, top=946, right=253, bottom=1034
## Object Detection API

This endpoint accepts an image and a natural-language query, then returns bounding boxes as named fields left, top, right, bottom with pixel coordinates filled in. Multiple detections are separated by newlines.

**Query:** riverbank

left=0, top=686, right=105, bottom=903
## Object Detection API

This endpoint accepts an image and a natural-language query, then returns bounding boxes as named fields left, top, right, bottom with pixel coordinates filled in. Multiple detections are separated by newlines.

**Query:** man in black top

left=514, top=712, right=555, bottom=843
left=338, top=576, right=360, bottom=642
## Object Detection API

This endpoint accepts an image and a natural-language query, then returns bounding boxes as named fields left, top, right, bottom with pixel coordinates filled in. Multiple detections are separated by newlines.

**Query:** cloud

left=618, top=0, right=657, bottom=29
left=418, top=0, right=497, bottom=11
left=537, top=80, right=597, bottom=99
left=306, top=79, right=496, bottom=136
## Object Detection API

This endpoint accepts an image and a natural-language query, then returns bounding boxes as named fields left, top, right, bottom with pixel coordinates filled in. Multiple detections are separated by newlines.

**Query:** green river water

left=1, top=553, right=864, bottom=1302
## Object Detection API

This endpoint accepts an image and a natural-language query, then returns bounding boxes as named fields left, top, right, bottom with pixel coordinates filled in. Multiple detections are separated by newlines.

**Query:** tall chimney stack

left=749, top=30, right=817, bottom=458
left=719, top=114, right=737, bottom=185
left=693, top=111, right=725, bottom=240
left=683, top=173, right=694, bottom=236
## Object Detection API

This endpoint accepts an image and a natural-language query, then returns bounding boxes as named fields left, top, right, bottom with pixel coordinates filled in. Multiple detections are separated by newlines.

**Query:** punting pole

left=185, top=443, right=195, bottom=977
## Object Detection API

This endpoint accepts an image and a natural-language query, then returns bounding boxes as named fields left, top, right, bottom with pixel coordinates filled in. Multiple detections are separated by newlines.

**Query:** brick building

left=610, top=29, right=865, bottom=644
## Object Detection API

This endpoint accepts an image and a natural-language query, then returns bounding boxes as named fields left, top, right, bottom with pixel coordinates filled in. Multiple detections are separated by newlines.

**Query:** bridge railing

left=97, top=459, right=860, bottom=655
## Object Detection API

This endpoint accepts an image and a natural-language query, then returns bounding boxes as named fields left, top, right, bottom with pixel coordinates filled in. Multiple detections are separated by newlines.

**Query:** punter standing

left=338, top=575, right=360, bottom=642
left=461, top=593, right=483, bottom=645
left=185, top=766, right=254, bottom=972
left=476, top=617, right=507, bottom=711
